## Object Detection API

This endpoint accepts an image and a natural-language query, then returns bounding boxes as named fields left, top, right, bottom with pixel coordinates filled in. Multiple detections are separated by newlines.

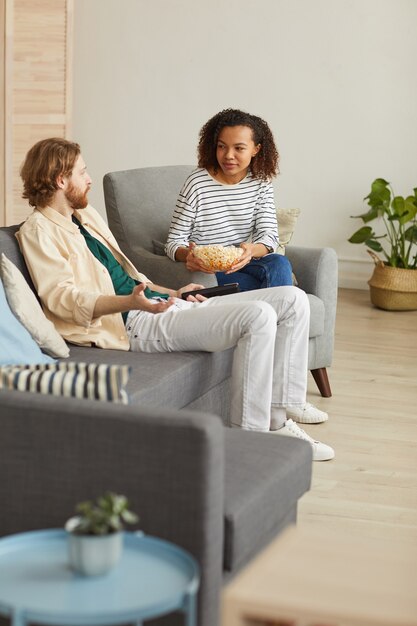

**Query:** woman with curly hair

left=165, top=108, right=293, bottom=291
left=166, top=109, right=329, bottom=426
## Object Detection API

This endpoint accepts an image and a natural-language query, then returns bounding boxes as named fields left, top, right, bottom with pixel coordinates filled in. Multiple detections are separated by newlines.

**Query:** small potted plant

left=348, top=178, right=417, bottom=310
left=65, top=491, right=139, bottom=576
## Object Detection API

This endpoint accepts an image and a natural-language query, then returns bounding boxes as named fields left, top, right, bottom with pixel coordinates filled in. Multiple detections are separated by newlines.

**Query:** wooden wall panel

left=2, top=0, right=72, bottom=226
left=12, top=123, right=64, bottom=223
left=13, top=0, right=66, bottom=116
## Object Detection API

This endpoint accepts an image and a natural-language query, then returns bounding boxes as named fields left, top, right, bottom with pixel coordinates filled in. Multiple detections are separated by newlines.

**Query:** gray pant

left=126, top=286, right=309, bottom=431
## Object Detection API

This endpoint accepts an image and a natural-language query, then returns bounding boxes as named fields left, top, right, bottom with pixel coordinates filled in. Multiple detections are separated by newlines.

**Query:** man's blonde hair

left=20, top=137, right=81, bottom=208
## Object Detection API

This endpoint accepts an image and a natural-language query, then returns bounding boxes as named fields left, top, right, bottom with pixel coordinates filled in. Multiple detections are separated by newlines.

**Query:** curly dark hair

left=20, top=137, right=81, bottom=208
left=197, top=108, right=279, bottom=181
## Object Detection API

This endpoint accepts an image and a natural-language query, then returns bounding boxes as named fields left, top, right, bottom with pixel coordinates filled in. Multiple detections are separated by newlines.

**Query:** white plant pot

left=65, top=517, right=122, bottom=576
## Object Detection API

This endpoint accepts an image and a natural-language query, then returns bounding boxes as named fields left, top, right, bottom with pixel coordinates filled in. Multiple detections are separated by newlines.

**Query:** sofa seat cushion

left=67, top=344, right=234, bottom=408
left=307, top=294, right=325, bottom=338
left=223, top=429, right=312, bottom=573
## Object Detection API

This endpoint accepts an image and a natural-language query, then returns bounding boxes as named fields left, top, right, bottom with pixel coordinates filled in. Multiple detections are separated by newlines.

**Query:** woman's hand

left=185, top=243, right=215, bottom=273
left=226, top=242, right=254, bottom=273
left=130, top=283, right=175, bottom=313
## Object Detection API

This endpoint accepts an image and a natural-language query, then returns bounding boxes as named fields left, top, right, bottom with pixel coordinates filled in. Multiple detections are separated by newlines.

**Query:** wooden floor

left=297, top=288, right=417, bottom=546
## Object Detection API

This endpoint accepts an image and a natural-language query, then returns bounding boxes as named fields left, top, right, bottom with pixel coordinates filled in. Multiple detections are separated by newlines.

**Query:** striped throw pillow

left=0, top=362, right=130, bottom=404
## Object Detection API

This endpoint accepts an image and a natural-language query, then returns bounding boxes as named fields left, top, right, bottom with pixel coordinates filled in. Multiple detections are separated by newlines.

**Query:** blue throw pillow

left=0, top=278, right=55, bottom=365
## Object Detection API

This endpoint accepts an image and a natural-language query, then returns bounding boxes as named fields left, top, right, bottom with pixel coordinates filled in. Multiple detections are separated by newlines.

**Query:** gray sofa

left=103, top=165, right=338, bottom=397
left=0, top=224, right=312, bottom=626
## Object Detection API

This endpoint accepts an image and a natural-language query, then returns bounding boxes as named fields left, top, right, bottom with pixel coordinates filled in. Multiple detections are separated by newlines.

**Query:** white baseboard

left=338, top=257, right=373, bottom=290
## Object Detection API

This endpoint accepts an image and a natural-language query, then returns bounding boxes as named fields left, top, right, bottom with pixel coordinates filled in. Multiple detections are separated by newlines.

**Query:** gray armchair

left=103, top=165, right=338, bottom=397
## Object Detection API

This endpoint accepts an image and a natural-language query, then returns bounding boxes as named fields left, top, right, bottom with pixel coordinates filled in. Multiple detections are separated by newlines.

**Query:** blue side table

left=0, top=529, right=200, bottom=626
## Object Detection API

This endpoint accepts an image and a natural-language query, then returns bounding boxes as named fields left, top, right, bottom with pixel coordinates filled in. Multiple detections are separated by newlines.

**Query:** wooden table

left=222, top=526, right=417, bottom=626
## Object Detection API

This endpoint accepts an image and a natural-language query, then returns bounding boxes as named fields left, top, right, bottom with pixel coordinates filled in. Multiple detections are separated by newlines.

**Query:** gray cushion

left=223, top=429, right=312, bottom=572
left=0, top=224, right=35, bottom=290
left=68, top=344, right=234, bottom=409
left=152, top=239, right=166, bottom=256
left=103, top=165, right=194, bottom=254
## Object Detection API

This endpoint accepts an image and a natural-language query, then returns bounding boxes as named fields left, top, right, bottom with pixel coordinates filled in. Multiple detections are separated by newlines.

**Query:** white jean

left=126, top=286, right=309, bottom=432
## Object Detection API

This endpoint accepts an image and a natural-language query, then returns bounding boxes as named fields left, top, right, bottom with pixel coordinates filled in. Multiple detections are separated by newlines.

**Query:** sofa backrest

left=103, top=165, right=194, bottom=255
left=0, top=224, right=37, bottom=293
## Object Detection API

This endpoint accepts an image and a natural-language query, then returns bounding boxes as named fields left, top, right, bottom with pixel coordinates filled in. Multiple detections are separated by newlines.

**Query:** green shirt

left=72, top=216, right=169, bottom=322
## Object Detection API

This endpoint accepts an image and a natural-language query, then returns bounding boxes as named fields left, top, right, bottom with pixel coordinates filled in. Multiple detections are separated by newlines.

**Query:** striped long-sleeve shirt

left=165, top=168, right=279, bottom=261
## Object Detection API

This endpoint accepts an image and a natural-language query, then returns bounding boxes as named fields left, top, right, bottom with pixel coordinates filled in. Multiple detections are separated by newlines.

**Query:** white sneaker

left=286, top=402, right=328, bottom=424
left=272, top=419, right=335, bottom=461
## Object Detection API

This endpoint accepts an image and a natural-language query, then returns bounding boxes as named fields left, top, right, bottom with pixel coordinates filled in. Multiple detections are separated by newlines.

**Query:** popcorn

left=193, top=245, right=243, bottom=271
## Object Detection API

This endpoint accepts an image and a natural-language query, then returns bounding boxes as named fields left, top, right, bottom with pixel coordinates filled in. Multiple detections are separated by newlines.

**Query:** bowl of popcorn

left=193, top=245, right=243, bottom=271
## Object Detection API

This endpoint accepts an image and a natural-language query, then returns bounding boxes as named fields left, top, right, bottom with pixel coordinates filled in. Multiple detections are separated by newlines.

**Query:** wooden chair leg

left=311, top=368, right=332, bottom=398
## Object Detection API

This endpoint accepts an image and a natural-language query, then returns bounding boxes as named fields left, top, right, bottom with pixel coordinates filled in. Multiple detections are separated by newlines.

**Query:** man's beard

left=65, top=181, right=89, bottom=210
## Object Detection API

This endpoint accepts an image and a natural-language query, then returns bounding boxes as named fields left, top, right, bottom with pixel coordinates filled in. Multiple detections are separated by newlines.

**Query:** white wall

left=73, top=0, right=417, bottom=288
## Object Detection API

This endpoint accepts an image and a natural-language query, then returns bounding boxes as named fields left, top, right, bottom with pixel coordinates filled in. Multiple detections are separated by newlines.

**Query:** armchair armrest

left=286, top=245, right=338, bottom=308
left=286, top=246, right=338, bottom=374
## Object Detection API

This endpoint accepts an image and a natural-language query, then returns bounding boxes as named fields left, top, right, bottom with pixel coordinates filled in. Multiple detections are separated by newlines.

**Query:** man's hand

left=93, top=283, right=175, bottom=318
left=176, top=282, right=208, bottom=302
left=185, top=243, right=215, bottom=273
left=130, top=284, right=175, bottom=313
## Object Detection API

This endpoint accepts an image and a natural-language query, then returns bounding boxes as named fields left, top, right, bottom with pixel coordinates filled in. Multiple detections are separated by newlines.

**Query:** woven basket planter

left=368, top=251, right=417, bottom=311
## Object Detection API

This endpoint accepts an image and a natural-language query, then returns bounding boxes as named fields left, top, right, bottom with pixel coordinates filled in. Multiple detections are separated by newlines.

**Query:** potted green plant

left=65, top=492, right=139, bottom=576
left=348, top=178, right=417, bottom=310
